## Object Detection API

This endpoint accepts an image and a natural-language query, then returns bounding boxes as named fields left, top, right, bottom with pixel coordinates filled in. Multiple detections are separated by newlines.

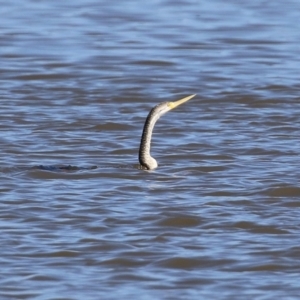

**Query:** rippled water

left=1, top=0, right=300, bottom=299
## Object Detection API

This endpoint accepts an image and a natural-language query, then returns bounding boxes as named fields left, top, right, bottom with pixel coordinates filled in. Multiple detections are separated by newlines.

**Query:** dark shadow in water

left=33, top=163, right=145, bottom=172
left=34, top=165, right=98, bottom=172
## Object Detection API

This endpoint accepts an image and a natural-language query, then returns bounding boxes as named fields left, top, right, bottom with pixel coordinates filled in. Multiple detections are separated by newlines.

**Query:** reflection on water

left=1, top=0, right=300, bottom=299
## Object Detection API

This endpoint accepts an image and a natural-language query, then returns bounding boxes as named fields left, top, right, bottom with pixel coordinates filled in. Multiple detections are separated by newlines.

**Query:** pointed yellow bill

left=168, top=94, right=196, bottom=109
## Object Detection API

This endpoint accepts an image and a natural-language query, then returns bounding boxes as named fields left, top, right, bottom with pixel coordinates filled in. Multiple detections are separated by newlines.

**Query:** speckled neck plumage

left=138, top=95, right=196, bottom=170
left=138, top=103, right=166, bottom=170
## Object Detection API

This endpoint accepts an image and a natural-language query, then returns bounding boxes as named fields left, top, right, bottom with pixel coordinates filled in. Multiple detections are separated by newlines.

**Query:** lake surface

left=1, top=0, right=300, bottom=299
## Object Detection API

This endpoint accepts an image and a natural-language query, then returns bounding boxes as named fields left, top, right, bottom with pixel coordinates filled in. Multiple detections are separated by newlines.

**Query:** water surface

left=1, top=0, right=300, bottom=299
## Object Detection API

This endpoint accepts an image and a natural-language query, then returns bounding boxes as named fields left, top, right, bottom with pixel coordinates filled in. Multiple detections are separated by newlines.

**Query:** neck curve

left=138, top=104, right=163, bottom=170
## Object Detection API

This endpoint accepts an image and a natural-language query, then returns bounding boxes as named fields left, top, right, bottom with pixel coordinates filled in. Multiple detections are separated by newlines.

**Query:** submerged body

left=138, top=94, right=195, bottom=170
left=36, top=94, right=195, bottom=171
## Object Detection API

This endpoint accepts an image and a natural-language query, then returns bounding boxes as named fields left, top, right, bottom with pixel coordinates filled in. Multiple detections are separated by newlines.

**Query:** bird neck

left=139, top=107, right=160, bottom=170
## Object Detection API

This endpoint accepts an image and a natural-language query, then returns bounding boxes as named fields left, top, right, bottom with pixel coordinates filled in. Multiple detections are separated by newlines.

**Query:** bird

left=138, top=94, right=196, bottom=170
left=35, top=94, right=195, bottom=172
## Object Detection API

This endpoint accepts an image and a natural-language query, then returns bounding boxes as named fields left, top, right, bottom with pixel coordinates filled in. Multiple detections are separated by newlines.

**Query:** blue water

left=1, top=1, right=300, bottom=299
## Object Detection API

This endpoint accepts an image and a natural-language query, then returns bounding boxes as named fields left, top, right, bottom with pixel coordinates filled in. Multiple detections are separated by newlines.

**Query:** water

left=1, top=0, right=300, bottom=299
